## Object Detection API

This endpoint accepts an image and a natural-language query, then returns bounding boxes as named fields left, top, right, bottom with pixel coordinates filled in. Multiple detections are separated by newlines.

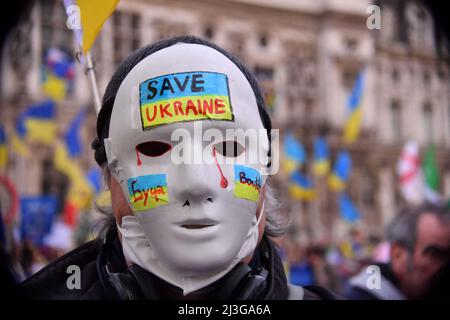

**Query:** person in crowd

left=19, top=36, right=339, bottom=300
left=346, top=202, right=450, bottom=300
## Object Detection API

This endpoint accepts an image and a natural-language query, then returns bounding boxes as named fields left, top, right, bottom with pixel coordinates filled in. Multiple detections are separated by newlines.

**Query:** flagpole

left=80, top=51, right=102, bottom=114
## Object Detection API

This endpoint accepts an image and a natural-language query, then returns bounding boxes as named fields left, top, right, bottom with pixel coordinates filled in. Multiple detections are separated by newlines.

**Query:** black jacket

left=18, top=226, right=338, bottom=300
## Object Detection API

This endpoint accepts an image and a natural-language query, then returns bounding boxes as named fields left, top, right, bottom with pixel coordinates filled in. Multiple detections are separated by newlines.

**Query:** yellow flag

left=54, top=142, right=93, bottom=210
left=343, top=107, right=362, bottom=144
left=0, top=144, right=7, bottom=168
left=42, top=74, right=66, bottom=101
left=11, top=133, right=29, bottom=157
left=25, top=120, right=57, bottom=145
left=78, top=0, right=120, bottom=53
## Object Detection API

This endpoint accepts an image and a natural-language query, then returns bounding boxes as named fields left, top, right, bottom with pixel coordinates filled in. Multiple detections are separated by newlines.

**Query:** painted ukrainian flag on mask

left=283, top=132, right=306, bottom=175
left=313, top=136, right=330, bottom=176
left=288, top=171, right=316, bottom=201
left=17, top=100, right=57, bottom=145
left=328, top=151, right=352, bottom=192
left=343, top=70, right=365, bottom=144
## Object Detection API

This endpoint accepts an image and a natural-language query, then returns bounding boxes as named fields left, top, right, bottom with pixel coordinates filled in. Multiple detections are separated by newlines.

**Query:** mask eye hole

left=136, top=141, right=172, bottom=157
left=214, top=140, right=245, bottom=158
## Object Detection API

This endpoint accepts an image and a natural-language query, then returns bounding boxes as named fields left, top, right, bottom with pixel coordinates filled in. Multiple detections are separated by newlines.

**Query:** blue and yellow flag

left=42, top=48, right=75, bottom=101
left=64, top=109, right=86, bottom=158
left=0, top=125, right=7, bottom=169
left=86, top=167, right=102, bottom=194
left=54, top=143, right=93, bottom=225
left=343, top=70, right=365, bottom=144
left=283, top=132, right=306, bottom=174
left=328, top=151, right=352, bottom=192
left=54, top=109, right=96, bottom=225
left=18, top=100, right=57, bottom=145
left=64, top=0, right=120, bottom=53
left=289, top=171, right=316, bottom=201
left=313, top=137, right=330, bottom=176
left=42, top=73, right=67, bottom=101
left=339, top=192, right=360, bottom=223
left=11, top=121, right=29, bottom=157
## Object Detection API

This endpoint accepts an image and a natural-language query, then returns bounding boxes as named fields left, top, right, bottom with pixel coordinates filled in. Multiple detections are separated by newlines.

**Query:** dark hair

left=92, top=35, right=272, bottom=167
left=386, top=202, right=450, bottom=252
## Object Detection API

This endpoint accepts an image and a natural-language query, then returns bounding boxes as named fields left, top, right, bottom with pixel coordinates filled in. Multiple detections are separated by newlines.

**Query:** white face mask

left=105, top=43, right=270, bottom=295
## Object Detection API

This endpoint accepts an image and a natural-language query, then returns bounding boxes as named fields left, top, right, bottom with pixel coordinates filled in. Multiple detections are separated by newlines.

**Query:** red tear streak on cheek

left=213, top=147, right=228, bottom=189
left=136, top=147, right=142, bottom=166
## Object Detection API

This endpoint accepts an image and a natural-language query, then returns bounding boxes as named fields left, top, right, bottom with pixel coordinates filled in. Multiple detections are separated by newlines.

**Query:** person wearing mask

left=19, top=36, right=338, bottom=300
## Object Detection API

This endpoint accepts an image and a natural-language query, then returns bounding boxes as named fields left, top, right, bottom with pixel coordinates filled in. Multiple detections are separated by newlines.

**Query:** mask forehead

left=108, top=43, right=266, bottom=144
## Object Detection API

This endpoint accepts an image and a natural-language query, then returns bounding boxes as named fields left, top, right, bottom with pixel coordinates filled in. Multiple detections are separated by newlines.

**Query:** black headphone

left=96, top=228, right=269, bottom=300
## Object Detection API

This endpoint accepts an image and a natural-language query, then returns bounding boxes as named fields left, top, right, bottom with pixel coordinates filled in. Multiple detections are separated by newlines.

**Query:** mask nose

left=171, top=163, right=218, bottom=207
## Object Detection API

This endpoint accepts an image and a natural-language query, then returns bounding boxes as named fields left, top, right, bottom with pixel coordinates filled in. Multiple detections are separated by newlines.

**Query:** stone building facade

left=1, top=0, right=449, bottom=244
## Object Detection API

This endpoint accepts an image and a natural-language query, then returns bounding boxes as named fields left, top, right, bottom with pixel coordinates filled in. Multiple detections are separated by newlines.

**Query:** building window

left=423, top=70, right=431, bottom=85
left=204, top=25, right=214, bottom=39
left=362, top=169, right=376, bottom=207
left=259, top=34, right=268, bottom=48
left=423, top=103, right=433, bottom=143
left=390, top=100, right=402, bottom=142
left=112, top=11, right=141, bottom=67
left=342, top=69, right=358, bottom=91
left=39, top=0, right=76, bottom=99
left=448, top=104, right=450, bottom=136
left=254, top=66, right=275, bottom=113
left=40, top=0, right=73, bottom=53
left=153, top=19, right=188, bottom=42
left=227, top=32, right=246, bottom=61
left=392, top=68, right=400, bottom=82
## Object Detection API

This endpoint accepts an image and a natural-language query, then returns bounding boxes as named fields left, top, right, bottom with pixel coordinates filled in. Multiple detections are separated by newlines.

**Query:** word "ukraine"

left=127, top=174, right=169, bottom=211
left=139, top=71, right=234, bottom=129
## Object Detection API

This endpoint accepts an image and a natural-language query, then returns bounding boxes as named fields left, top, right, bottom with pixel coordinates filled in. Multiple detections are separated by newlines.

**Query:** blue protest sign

left=20, top=196, right=58, bottom=246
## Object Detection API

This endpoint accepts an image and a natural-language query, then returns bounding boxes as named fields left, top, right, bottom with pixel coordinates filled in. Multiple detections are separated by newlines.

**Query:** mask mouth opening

left=178, top=218, right=218, bottom=230
left=181, top=224, right=215, bottom=229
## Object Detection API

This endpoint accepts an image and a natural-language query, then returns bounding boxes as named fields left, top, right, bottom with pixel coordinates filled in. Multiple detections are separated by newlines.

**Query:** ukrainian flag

left=313, top=137, right=330, bottom=176
left=64, top=0, right=119, bottom=53
left=54, top=111, right=93, bottom=225
left=86, top=167, right=102, bottom=194
left=20, top=100, right=57, bottom=145
left=42, top=48, right=74, bottom=101
left=289, top=171, right=316, bottom=201
left=328, top=151, right=352, bottom=192
left=283, top=132, right=306, bottom=174
left=64, top=109, right=86, bottom=157
left=54, top=142, right=93, bottom=225
left=343, top=70, right=365, bottom=144
left=339, top=192, right=360, bottom=223
left=11, top=107, right=34, bottom=157
left=11, top=132, right=30, bottom=157
left=0, top=125, right=7, bottom=169
left=42, top=73, right=67, bottom=101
